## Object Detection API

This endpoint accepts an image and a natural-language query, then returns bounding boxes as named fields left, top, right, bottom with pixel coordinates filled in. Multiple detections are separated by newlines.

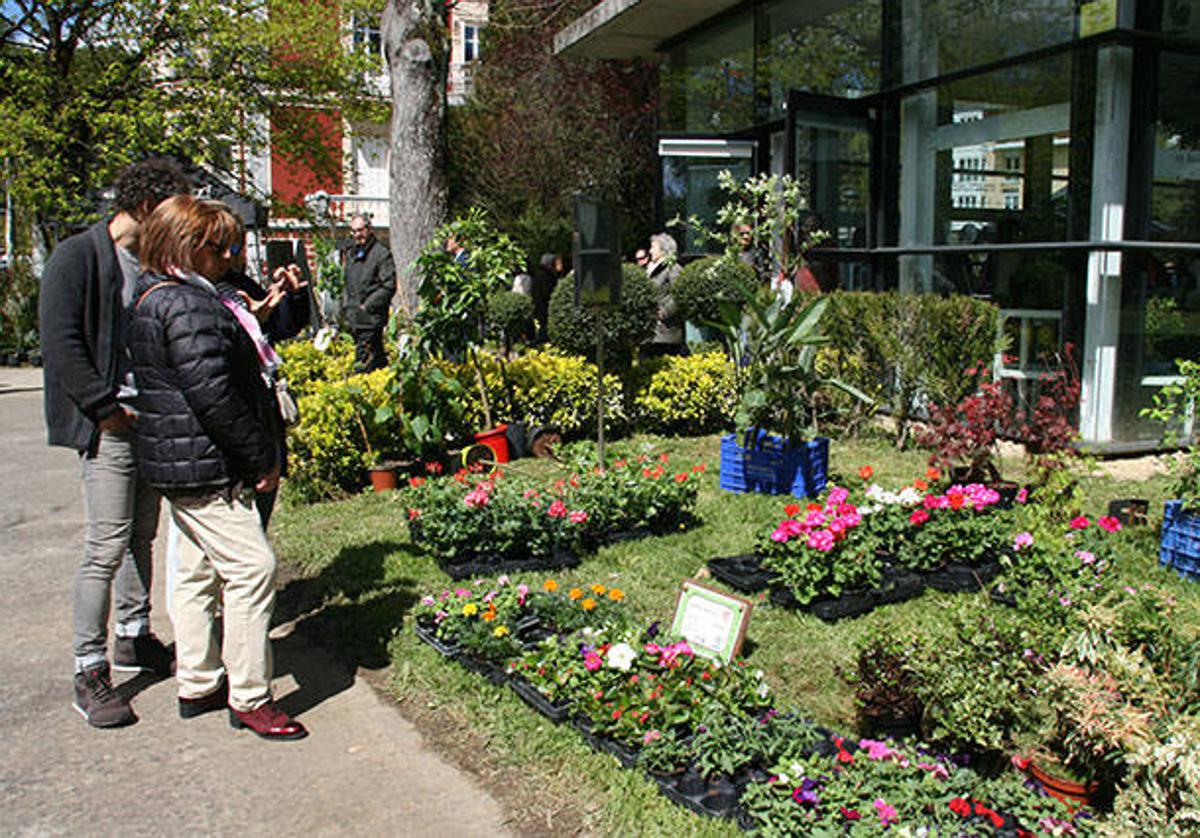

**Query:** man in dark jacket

left=342, top=213, right=395, bottom=372
left=39, top=158, right=189, bottom=728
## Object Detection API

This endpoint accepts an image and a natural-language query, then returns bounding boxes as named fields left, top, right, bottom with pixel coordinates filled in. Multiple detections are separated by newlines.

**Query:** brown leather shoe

left=229, top=702, right=308, bottom=741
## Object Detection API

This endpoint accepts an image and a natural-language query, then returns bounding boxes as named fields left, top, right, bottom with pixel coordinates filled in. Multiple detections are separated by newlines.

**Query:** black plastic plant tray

left=874, top=565, right=926, bottom=605
left=508, top=677, right=572, bottom=724
left=571, top=717, right=641, bottom=768
left=654, top=769, right=741, bottom=820
left=707, top=553, right=778, bottom=593
left=769, top=586, right=877, bottom=621
left=439, top=549, right=582, bottom=581
left=924, top=559, right=1002, bottom=593
left=413, top=620, right=460, bottom=658
left=456, top=652, right=508, bottom=686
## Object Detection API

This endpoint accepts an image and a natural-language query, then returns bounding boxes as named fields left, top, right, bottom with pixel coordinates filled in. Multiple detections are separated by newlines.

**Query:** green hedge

left=634, top=352, right=736, bottom=435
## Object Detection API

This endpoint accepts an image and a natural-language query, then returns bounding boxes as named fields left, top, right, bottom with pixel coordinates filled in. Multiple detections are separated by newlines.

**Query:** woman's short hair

left=139, top=195, right=243, bottom=276
left=650, top=232, right=677, bottom=258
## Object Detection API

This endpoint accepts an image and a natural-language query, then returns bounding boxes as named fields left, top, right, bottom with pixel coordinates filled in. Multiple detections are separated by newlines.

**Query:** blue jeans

left=72, top=431, right=161, bottom=670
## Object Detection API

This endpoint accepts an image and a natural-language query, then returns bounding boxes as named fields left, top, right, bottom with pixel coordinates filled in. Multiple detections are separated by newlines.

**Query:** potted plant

left=1142, top=358, right=1200, bottom=578
left=377, top=335, right=468, bottom=469
left=414, top=208, right=525, bottom=462
left=710, top=290, right=870, bottom=497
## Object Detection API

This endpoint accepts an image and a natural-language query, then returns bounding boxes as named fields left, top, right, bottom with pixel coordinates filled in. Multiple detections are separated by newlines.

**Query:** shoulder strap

left=135, top=279, right=182, bottom=310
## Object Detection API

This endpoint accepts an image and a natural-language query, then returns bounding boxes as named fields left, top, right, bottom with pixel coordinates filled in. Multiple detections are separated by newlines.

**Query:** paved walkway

left=0, top=367, right=512, bottom=837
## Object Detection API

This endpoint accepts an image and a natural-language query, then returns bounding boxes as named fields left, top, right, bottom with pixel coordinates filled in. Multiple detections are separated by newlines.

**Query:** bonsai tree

left=414, top=208, right=524, bottom=430
left=673, top=255, right=754, bottom=326
left=709, top=287, right=870, bottom=442
left=546, top=263, right=657, bottom=367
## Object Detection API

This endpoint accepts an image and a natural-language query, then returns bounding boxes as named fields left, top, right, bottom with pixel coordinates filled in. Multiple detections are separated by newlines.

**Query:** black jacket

left=126, top=274, right=278, bottom=492
left=342, top=237, right=395, bottom=332
left=39, top=219, right=127, bottom=452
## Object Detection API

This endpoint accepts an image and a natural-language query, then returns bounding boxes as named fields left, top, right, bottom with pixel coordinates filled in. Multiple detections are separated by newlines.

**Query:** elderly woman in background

left=644, top=232, right=685, bottom=357
left=126, top=195, right=306, bottom=740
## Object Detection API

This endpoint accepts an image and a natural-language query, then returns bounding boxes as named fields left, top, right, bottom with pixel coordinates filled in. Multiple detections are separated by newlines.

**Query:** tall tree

left=0, top=0, right=383, bottom=237
left=382, top=0, right=449, bottom=316
left=447, top=0, right=658, bottom=262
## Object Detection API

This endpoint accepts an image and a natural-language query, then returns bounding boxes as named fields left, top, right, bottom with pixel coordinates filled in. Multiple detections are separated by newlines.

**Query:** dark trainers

left=179, top=680, right=228, bottom=719
left=229, top=702, right=308, bottom=741
left=73, top=663, right=136, bottom=728
left=112, top=634, right=175, bottom=676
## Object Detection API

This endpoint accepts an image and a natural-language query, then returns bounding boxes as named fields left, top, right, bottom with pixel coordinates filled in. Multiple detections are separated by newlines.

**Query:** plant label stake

left=573, top=194, right=621, bottom=467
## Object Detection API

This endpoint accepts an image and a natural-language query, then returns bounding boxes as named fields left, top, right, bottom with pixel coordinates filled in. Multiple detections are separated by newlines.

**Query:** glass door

left=786, top=90, right=875, bottom=289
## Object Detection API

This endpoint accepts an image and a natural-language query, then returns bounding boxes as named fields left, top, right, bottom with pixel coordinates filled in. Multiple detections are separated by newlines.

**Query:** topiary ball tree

left=547, top=263, right=656, bottom=366
left=673, top=255, right=755, bottom=325
left=487, top=290, right=534, bottom=345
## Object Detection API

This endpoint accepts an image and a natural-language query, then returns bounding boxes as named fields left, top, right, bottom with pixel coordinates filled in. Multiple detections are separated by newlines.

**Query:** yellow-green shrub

left=634, top=351, right=736, bottom=435
left=285, top=368, right=401, bottom=501
left=276, top=334, right=355, bottom=399
left=476, top=348, right=627, bottom=437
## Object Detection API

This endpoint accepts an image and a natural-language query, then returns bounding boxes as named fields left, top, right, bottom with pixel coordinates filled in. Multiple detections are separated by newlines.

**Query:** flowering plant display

left=896, top=482, right=1013, bottom=570
left=757, top=486, right=876, bottom=603
left=414, top=575, right=534, bottom=661
left=404, top=456, right=703, bottom=572
left=739, top=734, right=1089, bottom=836
left=525, top=577, right=629, bottom=635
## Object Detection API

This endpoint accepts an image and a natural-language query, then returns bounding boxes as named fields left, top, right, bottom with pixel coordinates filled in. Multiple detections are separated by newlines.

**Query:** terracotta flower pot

left=368, top=464, right=398, bottom=492
left=1018, top=757, right=1099, bottom=811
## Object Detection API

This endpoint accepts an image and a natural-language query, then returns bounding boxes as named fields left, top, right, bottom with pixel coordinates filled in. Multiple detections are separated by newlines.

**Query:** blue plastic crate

left=1160, top=500, right=1200, bottom=580
left=718, top=432, right=828, bottom=498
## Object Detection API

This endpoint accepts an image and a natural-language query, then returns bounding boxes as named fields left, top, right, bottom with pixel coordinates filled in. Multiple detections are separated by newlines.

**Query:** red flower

left=1097, top=515, right=1122, bottom=533
left=925, top=466, right=941, bottom=481
left=674, top=473, right=688, bottom=483
left=613, top=459, right=627, bottom=468
left=659, top=453, right=670, bottom=463
left=948, top=797, right=971, bottom=818
left=424, top=461, right=443, bottom=475
left=612, top=708, right=623, bottom=720
left=407, top=508, right=421, bottom=520
left=948, top=491, right=966, bottom=510
left=408, top=476, right=425, bottom=488
left=784, top=503, right=801, bottom=517
left=1069, top=515, right=1090, bottom=529
left=840, top=807, right=861, bottom=821
left=859, top=465, right=874, bottom=480
left=691, top=463, right=706, bottom=473
left=909, top=509, right=930, bottom=526
left=836, top=749, right=854, bottom=764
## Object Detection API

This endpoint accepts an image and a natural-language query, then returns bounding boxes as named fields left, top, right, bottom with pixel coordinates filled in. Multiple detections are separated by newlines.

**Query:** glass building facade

left=646, top=0, right=1200, bottom=450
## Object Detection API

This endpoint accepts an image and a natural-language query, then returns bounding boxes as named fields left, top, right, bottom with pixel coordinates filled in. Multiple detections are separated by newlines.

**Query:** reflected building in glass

left=555, top=0, right=1200, bottom=451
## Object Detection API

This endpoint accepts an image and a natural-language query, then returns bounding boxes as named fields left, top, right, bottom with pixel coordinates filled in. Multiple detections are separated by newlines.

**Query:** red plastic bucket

left=473, top=424, right=511, bottom=464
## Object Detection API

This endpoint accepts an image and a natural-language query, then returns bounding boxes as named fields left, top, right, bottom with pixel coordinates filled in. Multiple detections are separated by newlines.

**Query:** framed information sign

left=669, top=580, right=753, bottom=662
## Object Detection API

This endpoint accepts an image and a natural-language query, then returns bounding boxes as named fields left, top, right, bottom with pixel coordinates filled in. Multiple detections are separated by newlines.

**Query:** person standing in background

left=342, top=213, right=395, bottom=372
left=39, top=157, right=190, bottom=728
left=644, top=232, right=685, bottom=357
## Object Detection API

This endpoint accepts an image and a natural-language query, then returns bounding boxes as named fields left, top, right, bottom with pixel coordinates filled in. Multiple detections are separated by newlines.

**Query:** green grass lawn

left=270, top=432, right=1193, bottom=833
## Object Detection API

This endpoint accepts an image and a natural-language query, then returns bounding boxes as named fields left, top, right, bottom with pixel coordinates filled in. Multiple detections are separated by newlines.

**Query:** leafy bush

left=672, top=255, right=753, bottom=325
left=487, top=290, right=534, bottom=344
left=0, top=260, right=39, bottom=354
left=285, top=368, right=400, bottom=501
left=475, top=348, right=627, bottom=438
left=547, top=263, right=656, bottom=365
left=634, top=352, right=736, bottom=435
left=276, top=335, right=355, bottom=400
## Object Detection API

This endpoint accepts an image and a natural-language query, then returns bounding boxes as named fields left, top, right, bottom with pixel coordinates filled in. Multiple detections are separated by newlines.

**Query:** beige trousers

left=168, top=490, right=276, bottom=712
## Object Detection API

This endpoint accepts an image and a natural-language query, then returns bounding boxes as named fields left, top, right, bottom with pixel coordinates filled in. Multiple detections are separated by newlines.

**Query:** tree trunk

left=383, top=0, right=447, bottom=317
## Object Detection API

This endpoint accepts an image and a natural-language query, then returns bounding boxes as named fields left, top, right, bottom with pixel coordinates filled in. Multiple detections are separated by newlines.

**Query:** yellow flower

left=581, top=597, right=597, bottom=611
left=543, top=579, right=558, bottom=592
left=591, top=584, right=607, bottom=596
left=608, top=588, right=625, bottom=602
left=568, top=587, right=584, bottom=601
left=493, top=625, right=509, bottom=638
left=462, top=603, right=479, bottom=616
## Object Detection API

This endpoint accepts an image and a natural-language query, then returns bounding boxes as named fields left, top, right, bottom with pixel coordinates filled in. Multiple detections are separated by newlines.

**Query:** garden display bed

left=709, top=552, right=1004, bottom=621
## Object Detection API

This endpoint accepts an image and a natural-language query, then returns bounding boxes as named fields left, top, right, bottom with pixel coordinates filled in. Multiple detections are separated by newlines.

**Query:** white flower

left=756, top=682, right=770, bottom=698
left=606, top=642, right=637, bottom=671
left=754, top=669, right=764, bottom=679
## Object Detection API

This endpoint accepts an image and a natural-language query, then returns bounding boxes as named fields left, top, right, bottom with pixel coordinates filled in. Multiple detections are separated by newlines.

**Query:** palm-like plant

left=709, top=287, right=871, bottom=442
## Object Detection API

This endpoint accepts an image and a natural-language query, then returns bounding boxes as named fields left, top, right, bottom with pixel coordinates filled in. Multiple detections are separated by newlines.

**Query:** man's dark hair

left=112, top=158, right=191, bottom=218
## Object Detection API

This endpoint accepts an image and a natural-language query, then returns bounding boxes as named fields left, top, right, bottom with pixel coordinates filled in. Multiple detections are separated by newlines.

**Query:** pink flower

left=859, top=739, right=894, bottom=761
left=547, top=499, right=567, bottom=518
left=827, top=486, right=850, bottom=506
left=568, top=509, right=588, bottom=524
left=873, top=798, right=898, bottom=827
left=1016, top=487, right=1029, bottom=504
left=583, top=652, right=602, bottom=671
left=522, top=489, right=539, bottom=499
left=1069, top=515, right=1090, bottom=530
left=1097, top=515, right=1122, bottom=533
left=454, top=588, right=470, bottom=598
left=420, top=595, right=435, bottom=606
left=643, top=730, right=662, bottom=745
left=807, top=529, right=835, bottom=551
left=1075, top=550, right=1095, bottom=565
left=804, top=510, right=827, bottom=528
left=909, top=508, right=930, bottom=526
left=770, top=527, right=790, bottom=543
left=1013, top=531, right=1034, bottom=551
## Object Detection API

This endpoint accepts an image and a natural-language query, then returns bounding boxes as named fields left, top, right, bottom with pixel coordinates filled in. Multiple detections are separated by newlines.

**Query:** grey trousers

left=73, top=430, right=161, bottom=670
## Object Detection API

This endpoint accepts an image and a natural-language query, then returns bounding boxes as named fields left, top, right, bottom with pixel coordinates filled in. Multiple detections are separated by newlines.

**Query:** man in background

left=342, top=213, right=395, bottom=372
left=39, top=157, right=190, bottom=727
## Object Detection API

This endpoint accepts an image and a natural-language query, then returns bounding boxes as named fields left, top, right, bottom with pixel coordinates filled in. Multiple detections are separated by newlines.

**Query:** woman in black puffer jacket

left=126, top=195, right=306, bottom=741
